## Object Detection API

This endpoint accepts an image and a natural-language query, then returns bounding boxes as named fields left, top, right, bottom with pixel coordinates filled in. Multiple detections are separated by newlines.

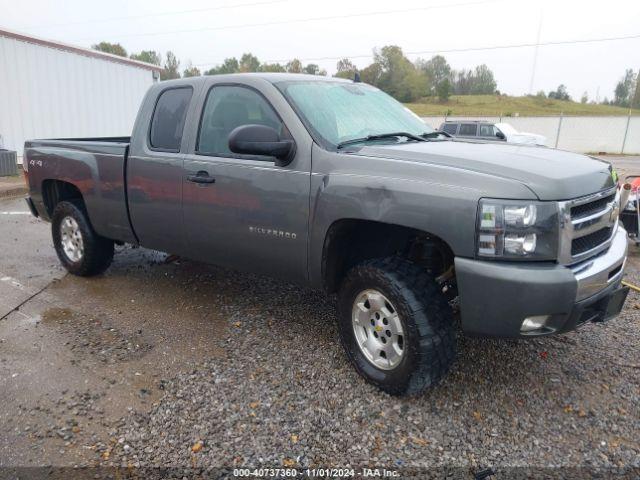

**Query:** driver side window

left=197, top=85, right=283, bottom=156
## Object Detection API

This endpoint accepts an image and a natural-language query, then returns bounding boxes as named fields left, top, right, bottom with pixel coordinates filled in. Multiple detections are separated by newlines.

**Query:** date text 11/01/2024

left=233, top=468, right=400, bottom=477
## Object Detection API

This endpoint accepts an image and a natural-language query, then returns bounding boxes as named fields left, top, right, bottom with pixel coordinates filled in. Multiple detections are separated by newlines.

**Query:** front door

left=182, top=84, right=310, bottom=284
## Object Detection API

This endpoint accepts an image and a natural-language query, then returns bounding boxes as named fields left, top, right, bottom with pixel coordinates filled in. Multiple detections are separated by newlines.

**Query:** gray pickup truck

left=23, top=73, right=629, bottom=396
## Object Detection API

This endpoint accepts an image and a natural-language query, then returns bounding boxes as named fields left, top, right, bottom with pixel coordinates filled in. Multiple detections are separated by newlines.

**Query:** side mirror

left=495, top=130, right=506, bottom=140
left=228, top=124, right=294, bottom=164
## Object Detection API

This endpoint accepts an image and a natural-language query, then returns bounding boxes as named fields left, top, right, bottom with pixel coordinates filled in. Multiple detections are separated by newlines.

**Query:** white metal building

left=0, top=27, right=160, bottom=162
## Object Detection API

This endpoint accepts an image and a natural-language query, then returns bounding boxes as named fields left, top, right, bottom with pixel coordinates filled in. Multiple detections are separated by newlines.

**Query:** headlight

left=476, top=199, right=558, bottom=260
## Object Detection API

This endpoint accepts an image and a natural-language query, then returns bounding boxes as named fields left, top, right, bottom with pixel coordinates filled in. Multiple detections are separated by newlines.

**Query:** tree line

left=91, top=41, right=496, bottom=102
left=540, top=69, right=639, bottom=108
left=92, top=41, right=638, bottom=107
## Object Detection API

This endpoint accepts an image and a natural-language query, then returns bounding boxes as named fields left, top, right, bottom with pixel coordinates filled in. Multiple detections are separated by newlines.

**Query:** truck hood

left=356, top=140, right=614, bottom=200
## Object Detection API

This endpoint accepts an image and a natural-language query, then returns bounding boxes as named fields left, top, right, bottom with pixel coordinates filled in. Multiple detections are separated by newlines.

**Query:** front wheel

left=337, top=257, right=456, bottom=396
left=52, top=200, right=114, bottom=276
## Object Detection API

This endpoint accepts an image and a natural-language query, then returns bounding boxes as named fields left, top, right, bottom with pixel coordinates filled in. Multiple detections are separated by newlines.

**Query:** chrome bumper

left=572, top=226, right=627, bottom=301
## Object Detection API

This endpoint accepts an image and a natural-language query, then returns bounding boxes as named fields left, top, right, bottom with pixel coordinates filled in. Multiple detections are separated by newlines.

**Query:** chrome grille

left=558, top=186, right=619, bottom=265
left=570, top=192, right=616, bottom=219
left=571, top=227, right=613, bottom=256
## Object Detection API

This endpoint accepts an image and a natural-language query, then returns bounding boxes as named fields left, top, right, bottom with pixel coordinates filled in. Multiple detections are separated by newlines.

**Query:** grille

left=570, top=193, right=615, bottom=219
left=571, top=227, right=612, bottom=256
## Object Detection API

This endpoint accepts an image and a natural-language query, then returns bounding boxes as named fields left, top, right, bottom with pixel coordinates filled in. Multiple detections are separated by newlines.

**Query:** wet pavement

left=0, top=197, right=233, bottom=465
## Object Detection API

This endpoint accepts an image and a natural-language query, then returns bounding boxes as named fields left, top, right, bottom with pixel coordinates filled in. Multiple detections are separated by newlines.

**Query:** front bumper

left=455, top=227, right=629, bottom=337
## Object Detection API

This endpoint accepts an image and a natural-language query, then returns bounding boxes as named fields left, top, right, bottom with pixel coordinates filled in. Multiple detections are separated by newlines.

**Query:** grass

left=405, top=94, right=640, bottom=117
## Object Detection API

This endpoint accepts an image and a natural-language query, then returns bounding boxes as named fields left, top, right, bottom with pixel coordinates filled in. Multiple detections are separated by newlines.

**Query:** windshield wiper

left=421, top=130, right=452, bottom=139
left=337, top=132, right=427, bottom=149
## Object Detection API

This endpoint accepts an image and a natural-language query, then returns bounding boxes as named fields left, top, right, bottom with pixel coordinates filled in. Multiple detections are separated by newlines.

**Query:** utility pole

left=528, top=9, right=543, bottom=95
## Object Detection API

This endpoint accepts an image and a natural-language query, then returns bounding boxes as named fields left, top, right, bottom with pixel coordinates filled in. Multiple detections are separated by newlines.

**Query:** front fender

left=307, top=146, right=538, bottom=289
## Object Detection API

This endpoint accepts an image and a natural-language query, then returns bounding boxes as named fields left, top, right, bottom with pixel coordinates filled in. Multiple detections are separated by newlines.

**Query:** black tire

left=337, top=256, right=456, bottom=396
left=51, top=200, right=114, bottom=276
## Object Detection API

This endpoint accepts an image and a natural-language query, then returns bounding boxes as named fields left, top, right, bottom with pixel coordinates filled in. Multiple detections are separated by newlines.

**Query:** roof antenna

left=354, top=72, right=361, bottom=83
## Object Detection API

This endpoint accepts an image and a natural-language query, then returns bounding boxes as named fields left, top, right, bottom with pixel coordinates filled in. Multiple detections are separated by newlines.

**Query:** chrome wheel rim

left=352, top=289, right=405, bottom=370
left=60, top=216, right=84, bottom=262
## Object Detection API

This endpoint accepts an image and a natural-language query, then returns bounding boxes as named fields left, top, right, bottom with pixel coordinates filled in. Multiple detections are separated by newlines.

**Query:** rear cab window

left=459, top=124, right=478, bottom=136
left=149, top=87, right=193, bottom=152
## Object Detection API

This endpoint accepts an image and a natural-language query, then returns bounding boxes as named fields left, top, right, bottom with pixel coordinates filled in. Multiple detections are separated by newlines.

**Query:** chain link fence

left=422, top=115, right=640, bottom=154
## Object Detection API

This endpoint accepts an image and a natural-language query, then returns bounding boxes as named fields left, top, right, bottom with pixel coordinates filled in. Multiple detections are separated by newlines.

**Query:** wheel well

left=42, top=180, right=83, bottom=217
left=322, top=219, right=455, bottom=293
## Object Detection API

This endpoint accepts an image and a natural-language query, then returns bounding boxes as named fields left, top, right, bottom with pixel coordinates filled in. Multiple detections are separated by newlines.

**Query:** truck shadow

left=55, top=245, right=637, bottom=405
left=40, top=245, right=639, bottom=468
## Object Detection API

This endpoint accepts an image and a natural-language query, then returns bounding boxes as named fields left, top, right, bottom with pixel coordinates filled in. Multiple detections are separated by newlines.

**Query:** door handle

left=187, top=170, right=216, bottom=184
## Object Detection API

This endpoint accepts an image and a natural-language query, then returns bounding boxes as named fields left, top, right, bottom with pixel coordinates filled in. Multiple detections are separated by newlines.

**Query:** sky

left=1, top=0, right=639, bottom=100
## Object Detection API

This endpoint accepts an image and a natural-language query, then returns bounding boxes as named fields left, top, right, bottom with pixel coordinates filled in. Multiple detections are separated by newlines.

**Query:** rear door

left=127, top=85, right=197, bottom=255
left=181, top=81, right=311, bottom=284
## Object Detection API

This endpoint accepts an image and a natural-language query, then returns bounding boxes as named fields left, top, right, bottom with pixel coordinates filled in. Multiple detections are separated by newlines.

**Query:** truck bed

left=24, top=137, right=136, bottom=244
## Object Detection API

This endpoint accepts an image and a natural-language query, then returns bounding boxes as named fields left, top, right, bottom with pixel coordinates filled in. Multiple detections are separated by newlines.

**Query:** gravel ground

left=93, top=259, right=640, bottom=478
left=2, top=195, right=640, bottom=479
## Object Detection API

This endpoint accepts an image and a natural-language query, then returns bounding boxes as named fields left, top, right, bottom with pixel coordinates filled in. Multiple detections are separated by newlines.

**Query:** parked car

left=23, top=74, right=628, bottom=396
left=440, top=120, right=547, bottom=146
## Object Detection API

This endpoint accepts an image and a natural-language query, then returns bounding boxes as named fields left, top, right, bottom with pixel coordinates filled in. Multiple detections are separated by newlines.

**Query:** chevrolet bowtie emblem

left=375, top=326, right=383, bottom=332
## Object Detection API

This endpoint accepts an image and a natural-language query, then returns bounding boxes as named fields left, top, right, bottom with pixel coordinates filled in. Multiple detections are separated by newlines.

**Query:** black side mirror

left=228, top=124, right=294, bottom=164
left=496, top=130, right=506, bottom=140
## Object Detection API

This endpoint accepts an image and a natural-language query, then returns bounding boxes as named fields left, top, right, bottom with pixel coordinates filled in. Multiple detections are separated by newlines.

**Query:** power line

left=19, top=0, right=287, bottom=30
left=192, top=32, right=640, bottom=67
left=73, top=0, right=502, bottom=41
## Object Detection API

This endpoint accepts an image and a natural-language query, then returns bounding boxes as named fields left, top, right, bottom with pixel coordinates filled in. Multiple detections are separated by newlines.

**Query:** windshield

left=276, top=81, right=433, bottom=149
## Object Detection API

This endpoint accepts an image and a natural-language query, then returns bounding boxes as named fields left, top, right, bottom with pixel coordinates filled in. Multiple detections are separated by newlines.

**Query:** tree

left=286, top=59, right=303, bottom=73
left=239, top=53, right=260, bottom=72
left=91, top=42, right=127, bottom=57
left=614, top=69, right=635, bottom=106
left=580, top=91, right=588, bottom=104
left=447, top=64, right=497, bottom=95
left=130, top=50, right=161, bottom=65
left=470, top=64, right=496, bottom=94
left=451, top=69, right=473, bottom=95
left=632, top=72, right=640, bottom=109
left=183, top=62, right=201, bottom=77
left=161, top=51, right=180, bottom=80
left=359, top=62, right=383, bottom=86
left=335, top=58, right=357, bottom=80
left=548, top=84, right=570, bottom=101
left=417, top=55, right=451, bottom=93
left=371, top=45, right=427, bottom=102
left=436, top=78, right=451, bottom=102
left=336, top=58, right=355, bottom=72
left=260, top=62, right=286, bottom=72
left=303, top=63, right=326, bottom=75
left=205, top=57, right=240, bottom=75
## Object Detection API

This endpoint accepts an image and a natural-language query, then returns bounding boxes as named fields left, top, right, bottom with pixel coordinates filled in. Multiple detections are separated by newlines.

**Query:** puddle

left=41, top=306, right=73, bottom=323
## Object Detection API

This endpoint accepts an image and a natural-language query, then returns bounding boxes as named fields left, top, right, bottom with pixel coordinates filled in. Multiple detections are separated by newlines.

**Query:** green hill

left=405, top=94, right=640, bottom=116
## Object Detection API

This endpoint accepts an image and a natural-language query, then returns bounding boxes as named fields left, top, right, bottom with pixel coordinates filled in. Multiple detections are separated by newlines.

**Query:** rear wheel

left=52, top=200, right=114, bottom=276
left=338, top=256, right=456, bottom=396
